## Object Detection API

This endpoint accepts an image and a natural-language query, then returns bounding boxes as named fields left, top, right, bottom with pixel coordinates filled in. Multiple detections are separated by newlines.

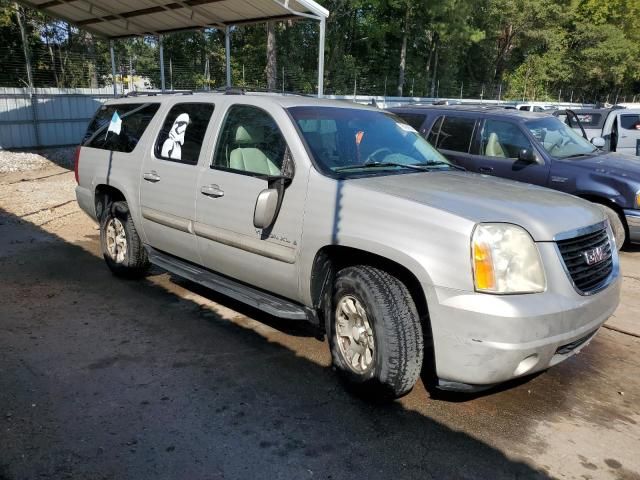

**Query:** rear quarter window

left=83, top=103, right=161, bottom=153
left=395, top=113, right=427, bottom=132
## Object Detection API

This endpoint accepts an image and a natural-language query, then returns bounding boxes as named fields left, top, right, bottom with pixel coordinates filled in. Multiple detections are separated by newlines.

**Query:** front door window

left=480, top=120, right=533, bottom=159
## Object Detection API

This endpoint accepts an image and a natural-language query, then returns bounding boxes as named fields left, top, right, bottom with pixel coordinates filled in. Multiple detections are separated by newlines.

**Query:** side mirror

left=518, top=148, right=538, bottom=163
left=591, top=137, right=606, bottom=148
left=254, top=189, right=279, bottom=229
left=254, top=148, right=295, bottom=230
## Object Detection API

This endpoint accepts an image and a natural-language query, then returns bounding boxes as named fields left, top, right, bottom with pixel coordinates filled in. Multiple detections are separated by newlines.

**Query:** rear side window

left=620, top=114, right=640, bottom=130
left=154, top=103, right=215, bottom=165
left=396, top=113, right=427, bottom=132
left=83, top=103, right=160, bottom=153
left=434, top=116, right=476, bottom=153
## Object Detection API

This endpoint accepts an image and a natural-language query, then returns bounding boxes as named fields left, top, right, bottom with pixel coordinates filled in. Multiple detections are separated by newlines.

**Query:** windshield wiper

left=563, top=152, right=595, bottom=159
left=334, top=161, right=463, bottom=172
left=334, top=162, right=425, bottom=172
left=413, top=161, right=466, bottom=171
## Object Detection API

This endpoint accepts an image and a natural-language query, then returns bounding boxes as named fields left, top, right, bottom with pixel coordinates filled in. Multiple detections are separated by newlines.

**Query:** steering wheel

left=365, top=147, right=393, bottom=164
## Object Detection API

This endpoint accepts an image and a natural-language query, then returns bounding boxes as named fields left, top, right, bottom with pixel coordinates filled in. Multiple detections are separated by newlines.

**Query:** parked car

left=516, top=103, right=555, bottom=112
left=554, top=107, right=640, bottom=156
left=390, top=104, right=640, bottom=248
left=76, top=93, right=620, bottom=398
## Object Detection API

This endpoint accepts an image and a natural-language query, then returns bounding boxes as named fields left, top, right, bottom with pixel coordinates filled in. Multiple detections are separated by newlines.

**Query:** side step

left=146, top=246, right=315, bottom=322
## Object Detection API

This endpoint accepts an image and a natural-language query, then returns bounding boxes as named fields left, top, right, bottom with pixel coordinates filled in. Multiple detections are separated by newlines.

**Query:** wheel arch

left=576, top=193, right=628, bottom=233
left=311, top=245, right=437, bottom=385
left=94, top=184, right=128, bottom=221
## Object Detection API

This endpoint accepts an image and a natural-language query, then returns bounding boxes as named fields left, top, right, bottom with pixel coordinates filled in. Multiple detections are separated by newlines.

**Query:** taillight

left=74, top=146, right=81, bottom=184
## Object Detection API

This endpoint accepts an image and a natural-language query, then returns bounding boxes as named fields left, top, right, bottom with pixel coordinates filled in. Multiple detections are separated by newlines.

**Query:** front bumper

left=426, top=241, right=621, bottom=387
left=624, top=209, right=640, bottom=243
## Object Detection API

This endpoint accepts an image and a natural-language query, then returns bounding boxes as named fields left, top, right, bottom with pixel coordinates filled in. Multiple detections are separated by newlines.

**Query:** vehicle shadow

left=622, top=243, right=640, bottom=253
left=0, top=206, right=551, bottom=480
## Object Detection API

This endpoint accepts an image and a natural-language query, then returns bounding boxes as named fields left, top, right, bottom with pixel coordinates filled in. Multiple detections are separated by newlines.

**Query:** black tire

left=328, top=265, right=424, bottom=399
left=99, top=200, right=150, bottom=278
left=597, top=204, right=625, bottom=250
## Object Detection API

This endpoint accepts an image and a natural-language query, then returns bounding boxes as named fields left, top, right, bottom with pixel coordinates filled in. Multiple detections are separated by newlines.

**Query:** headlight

left=472, top=223, right=546, bottom=294
left=635, top=190, right=640, bottom=209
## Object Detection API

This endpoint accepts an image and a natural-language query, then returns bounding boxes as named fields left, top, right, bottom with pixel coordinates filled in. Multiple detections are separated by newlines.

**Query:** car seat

left=485, top=132, right=506, bottom=157
left=229, top=125, right=280, bottom=175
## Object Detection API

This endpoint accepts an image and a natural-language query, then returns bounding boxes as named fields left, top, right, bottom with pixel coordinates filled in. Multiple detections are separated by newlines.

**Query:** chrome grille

left=556, top=227, right=613, bottom=294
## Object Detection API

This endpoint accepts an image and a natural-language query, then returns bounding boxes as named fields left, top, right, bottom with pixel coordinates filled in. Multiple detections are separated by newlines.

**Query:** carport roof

left=17, top=0, right=329, bottom=38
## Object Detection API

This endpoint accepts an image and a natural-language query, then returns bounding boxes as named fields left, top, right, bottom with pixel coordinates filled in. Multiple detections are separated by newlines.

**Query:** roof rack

left=124, top=90, right=193, bottom=97
left=219, top=87, right=246, bottom=95
left=214, top=85, right=312, bottom=97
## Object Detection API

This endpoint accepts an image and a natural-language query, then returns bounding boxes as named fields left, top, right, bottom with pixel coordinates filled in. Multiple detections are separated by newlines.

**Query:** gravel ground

left=0, top=148, right=75, bottom=174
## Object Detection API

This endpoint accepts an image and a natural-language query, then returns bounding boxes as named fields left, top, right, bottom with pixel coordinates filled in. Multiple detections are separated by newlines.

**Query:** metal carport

left=17, top=0, right=329, bottom=96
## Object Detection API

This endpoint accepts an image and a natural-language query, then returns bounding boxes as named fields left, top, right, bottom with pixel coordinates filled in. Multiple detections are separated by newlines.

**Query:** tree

left=266, top=21, right=277, bottom=90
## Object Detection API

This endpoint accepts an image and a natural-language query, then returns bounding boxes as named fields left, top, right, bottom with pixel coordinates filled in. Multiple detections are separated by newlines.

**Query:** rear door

left=194, top=103, right=307, bottom=301
left=139, top=101, right=215, bottom=264
left=427, top=114, right=478, bottom=170
left=616, top=113, right=640, bottom=155
left=472, top=118, right=550, bottom=185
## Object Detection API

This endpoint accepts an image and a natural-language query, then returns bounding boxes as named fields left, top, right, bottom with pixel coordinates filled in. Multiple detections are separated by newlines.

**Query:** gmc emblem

left=583, top=246, right=607, bottom=266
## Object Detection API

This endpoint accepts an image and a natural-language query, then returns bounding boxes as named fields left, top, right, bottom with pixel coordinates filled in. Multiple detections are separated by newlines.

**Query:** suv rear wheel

left=328, top=265, right=424, bottom=399
left=100, top=200, right=150, bottom=278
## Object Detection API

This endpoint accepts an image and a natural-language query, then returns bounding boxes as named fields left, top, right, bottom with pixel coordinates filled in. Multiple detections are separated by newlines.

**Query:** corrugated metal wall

left=0, top=87, right=113, bottom=149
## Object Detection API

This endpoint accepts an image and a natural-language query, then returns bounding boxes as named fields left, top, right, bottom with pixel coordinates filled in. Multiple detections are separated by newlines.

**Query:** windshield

left=288, top=106, right=451, bottom=175
left=525, top=117, right=597, bottom=158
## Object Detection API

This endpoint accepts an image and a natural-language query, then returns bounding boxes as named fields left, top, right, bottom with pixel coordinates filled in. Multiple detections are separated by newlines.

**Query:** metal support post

left=110, top=40, right=117, bottom=96
left=317, top=18, right=325, bottom=97
left=225, top=26, right=231, bottom=88
left=159, top=35, right=166, bottom=92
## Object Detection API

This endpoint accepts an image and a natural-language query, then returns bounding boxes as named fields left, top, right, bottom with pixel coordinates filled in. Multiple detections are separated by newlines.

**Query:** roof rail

left=124, top=90, right=193, bottom=97
left=214, top=85, right=312, bottom=97
left=222, top=87, right=246, bottom=95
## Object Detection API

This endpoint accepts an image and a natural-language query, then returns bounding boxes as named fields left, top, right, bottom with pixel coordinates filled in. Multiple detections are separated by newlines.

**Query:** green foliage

left=0, top=0, right=638, bottom=101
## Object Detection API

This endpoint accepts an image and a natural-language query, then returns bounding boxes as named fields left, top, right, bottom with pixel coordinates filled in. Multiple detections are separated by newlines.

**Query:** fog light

left=513, top=354, right=539, bottom=376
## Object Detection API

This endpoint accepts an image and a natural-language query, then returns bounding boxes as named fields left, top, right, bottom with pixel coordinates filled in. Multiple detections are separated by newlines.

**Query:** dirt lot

left=1, top=151, right=639, bottom=480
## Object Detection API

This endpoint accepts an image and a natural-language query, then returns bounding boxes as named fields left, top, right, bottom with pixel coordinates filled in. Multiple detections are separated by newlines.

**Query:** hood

left=559, top=152, right=640, bottom=183
left=351, top=171, right=605, bottom=242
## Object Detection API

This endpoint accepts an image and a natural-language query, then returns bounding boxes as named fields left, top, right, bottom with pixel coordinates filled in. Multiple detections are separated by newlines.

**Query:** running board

left=146, top=246, right=315, bottom=322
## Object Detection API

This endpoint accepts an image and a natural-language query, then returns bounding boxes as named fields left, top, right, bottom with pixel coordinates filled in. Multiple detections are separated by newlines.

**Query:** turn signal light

left=473, top=242, right=495, bottom=291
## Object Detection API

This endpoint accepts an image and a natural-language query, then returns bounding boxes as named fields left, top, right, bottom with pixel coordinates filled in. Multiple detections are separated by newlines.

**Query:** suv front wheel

left=329, top=265, right=424, bottom=399
left=100, top=200, right=150, bottom=278
left=596, top=204, right=625, bottom=250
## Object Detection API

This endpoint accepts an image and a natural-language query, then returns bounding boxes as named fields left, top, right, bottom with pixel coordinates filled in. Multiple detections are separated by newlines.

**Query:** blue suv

left=390, top=105, right=640, bottom=249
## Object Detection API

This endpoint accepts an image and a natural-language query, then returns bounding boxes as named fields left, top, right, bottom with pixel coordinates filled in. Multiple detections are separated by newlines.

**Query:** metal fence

left=1, top=86, right=597, bottom=150
left=0, top=87, right=112, bottom=149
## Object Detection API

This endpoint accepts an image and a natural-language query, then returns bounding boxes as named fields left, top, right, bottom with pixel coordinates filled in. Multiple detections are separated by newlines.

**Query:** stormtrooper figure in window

left=161, top=113, right=190, bottom=160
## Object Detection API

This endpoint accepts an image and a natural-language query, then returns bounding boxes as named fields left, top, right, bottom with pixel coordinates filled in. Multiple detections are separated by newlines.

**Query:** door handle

left=143, top=171, right=161, bottom=183
left=200, top=184, right=224, bottom=198
left=479, top=167, right=494, bottom=174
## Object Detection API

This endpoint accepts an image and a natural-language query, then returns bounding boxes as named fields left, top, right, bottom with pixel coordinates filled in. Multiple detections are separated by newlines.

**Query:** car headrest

left=235, top=125, right=264, bottom=144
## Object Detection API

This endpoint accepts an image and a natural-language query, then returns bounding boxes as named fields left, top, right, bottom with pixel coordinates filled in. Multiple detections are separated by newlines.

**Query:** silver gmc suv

left=75, top=92, right=621, bottom=399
